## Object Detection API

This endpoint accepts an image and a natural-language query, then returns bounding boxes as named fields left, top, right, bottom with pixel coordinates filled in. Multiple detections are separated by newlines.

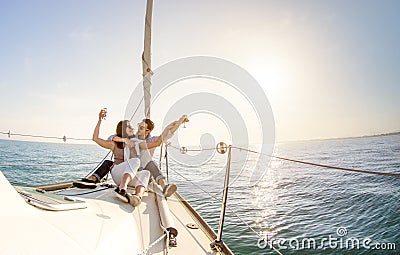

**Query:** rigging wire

left=230, top=146, right=400, bottom=177
left=168, top=144, right=216, bottom=152
left=0, top=130, right=112, bottom=178
left=1, top=162, right=100, bottom=167
left=167, top=144, right=400, bottom=177
left=164, top=145, right=283, bottom=254
left=168, top=163, right=283, bottom=255
left=0, top=131, right=91, bottom=142
left=129, top=96, right=145, bottom=122
left=85, top=150, right=112, bottom=178
left=164, top=141, right=398, bottom=254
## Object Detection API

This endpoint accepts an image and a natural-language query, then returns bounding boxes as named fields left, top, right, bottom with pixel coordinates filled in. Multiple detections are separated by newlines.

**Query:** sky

left=0, top=0, right=399, bottom=144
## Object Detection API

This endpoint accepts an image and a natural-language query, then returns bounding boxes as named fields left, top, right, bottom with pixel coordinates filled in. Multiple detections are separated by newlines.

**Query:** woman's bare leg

left=119, top=173, right=132, bottom=191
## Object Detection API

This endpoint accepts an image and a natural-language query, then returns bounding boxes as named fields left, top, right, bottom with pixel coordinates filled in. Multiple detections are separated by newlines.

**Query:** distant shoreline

left=280, top=131, right=400, bottom=143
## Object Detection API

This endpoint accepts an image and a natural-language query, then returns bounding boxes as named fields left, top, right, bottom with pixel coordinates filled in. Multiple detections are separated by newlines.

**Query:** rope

left=129, top=96, right=144, bottom=122
left=230, top=146, right=400, bottom=177
left=1, top=162, right=99, bottom=167
left=166, top=144, right=400, bottom=177
left=158, top=143, right=163, bottom=170
left=55, top=186, right=111, bottom=196
left=161, top=140, right=400, bottom=255
left=85, top=151, right=112, bottom=178
left=159, top=223, right=170, bottom=255
left=168, top=166, right=283, bottom=255
left=165, top=144, right=169, bottom=182
left=0, top=133, right=112, bottom=177
left=169, top=144, right=216, bottom=152
left=139, top=232, right=167, bottom=255
left=0, top=131, right=91, bottom=142
left=272, top=155, right=400, bottom=177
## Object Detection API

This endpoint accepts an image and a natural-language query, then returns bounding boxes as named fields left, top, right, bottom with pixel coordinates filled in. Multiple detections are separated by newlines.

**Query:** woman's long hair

left=115, top=120, right=133, bottom=149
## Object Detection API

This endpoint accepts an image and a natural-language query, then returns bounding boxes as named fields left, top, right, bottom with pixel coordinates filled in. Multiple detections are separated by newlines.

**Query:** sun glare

left=249, top=60, right=286, bottom=104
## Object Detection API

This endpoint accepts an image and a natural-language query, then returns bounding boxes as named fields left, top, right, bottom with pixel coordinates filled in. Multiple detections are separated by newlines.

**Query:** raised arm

left=92, top=109, right=115, bottom=151
left=139, top=115, right=189, bottom=150
left=169, top=115, right=189, bottom=134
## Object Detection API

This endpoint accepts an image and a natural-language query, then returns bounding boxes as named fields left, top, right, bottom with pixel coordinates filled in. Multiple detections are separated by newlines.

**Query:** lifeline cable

left=1, top=162, right=99, bottom=167
left=167, top=144, right=400, bottom=177
left=168, top=164, right=283, bottom=255
left=0, top=131, right=91, bottom=142
left=231, top=146, right=400, bottom=177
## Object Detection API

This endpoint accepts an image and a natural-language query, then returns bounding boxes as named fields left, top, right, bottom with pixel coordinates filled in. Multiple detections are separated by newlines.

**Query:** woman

left=112, top=117, right=187, bottom=198
left=92, top=108, right=150, bottom=207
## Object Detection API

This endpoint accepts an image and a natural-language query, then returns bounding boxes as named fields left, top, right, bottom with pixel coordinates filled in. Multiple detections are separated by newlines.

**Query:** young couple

left=87, top=108, right=187, bottom=207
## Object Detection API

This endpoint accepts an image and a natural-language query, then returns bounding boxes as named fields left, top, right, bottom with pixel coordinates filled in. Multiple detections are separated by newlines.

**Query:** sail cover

left=142, top=0, right=153, bottom=118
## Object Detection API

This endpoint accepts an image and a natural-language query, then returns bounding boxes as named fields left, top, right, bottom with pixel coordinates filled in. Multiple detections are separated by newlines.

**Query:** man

left=124, top=115, right=189, bottom=197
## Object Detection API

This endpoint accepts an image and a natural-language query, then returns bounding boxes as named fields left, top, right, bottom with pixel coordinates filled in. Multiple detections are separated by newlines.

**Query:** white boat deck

left=0, top=172, right=232, bottom=255
left=133, top=189, right=220, bottom=254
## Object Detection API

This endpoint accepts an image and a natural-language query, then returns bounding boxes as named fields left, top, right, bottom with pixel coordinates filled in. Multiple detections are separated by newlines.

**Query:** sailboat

left=0, top=1, right=234, bottom=254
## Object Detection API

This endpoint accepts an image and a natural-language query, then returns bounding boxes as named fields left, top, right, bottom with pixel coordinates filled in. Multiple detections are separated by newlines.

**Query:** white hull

left=0, top=171, right=233, bottom=254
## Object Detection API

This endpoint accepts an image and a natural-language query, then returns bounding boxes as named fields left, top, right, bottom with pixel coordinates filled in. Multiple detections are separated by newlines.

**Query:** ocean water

left=1, top=135, right=399, bottom=255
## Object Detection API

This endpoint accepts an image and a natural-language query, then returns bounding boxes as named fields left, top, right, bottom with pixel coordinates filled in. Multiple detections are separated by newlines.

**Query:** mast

left=142, top=0, right=153, bottom=118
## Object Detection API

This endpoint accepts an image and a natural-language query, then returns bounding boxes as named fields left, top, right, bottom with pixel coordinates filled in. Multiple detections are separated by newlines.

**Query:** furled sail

left=142, top=0, right=153, bottom=118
